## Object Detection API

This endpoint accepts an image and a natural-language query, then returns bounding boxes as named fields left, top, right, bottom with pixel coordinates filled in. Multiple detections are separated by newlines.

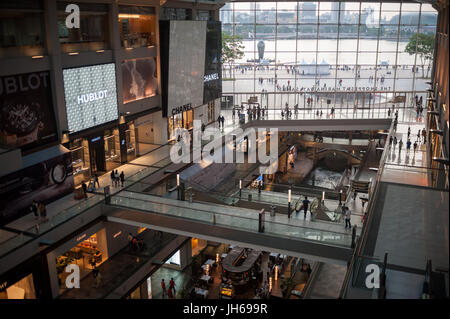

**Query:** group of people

left=127, top=233, right=146, bottom=252
left=160, top=278, right=177, bottom=299
left=110, top=170, right=125, bottom=187
left=217, top=115, right=226, bottom=129
left=30, top=200, right=47, bottom=223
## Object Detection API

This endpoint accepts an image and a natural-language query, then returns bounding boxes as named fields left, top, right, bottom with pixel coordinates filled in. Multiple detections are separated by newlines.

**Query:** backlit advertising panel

left=63, top=63, right=118, bottom=133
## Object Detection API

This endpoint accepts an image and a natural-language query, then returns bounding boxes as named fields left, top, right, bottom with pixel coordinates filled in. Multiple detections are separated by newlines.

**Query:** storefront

left=54, top=229, right=108, bottom=295
left=118, top=6, right=156, bottom=49
left=0, top=273, right=36, bottom=299
left=0, top=252, right=52, bottom=299
left=168, top=107, right=194, bottom=141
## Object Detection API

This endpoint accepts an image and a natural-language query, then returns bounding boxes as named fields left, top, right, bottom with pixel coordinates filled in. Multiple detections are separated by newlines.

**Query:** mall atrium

left=0, top=0, right=448, bottom=300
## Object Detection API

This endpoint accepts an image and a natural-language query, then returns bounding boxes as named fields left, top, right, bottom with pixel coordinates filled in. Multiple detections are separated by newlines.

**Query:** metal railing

left=338, top=119, right=394, bottom=298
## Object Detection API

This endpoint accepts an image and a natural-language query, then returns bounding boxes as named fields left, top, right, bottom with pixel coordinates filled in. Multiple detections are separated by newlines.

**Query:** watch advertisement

left=0, top=71, right=58, bottom=151
left=63, top=63, right=118, bottom=133
left=0, top=151, right=74, bottom=226
left=122, top=58, right=158, bottom=104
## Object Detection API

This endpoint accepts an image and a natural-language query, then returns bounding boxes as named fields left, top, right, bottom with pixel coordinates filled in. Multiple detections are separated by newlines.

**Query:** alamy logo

left=170, top=120, right=279, bottom=174
left=65, top=4, right=80, bottom=29
left=365, top=264, right=380, bottom=289
left=65, top=264, right=80, bottom=289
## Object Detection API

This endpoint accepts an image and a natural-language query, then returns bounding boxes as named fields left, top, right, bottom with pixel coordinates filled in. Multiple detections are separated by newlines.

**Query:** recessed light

left=68, top=52, right=79, bottom=55
left=31, top=55, right=44, bottom=59
left=96, top=50, right=104, bottom=53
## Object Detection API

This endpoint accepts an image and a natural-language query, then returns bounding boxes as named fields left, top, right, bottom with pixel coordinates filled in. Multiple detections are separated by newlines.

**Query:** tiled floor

left=373, top=183, right=449, bottom=271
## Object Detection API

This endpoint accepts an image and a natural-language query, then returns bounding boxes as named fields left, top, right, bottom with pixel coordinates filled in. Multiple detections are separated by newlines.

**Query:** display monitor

left=63, top=63, right=118, bottom=133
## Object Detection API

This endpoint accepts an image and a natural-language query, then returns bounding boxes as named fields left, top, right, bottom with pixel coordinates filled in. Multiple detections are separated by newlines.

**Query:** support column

left=179, top=239, right=193, bottom=270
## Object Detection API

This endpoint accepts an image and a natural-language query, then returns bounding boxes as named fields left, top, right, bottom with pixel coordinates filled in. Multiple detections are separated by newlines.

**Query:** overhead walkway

left=105, top=190, right=357, bottom=265
left=241, top=118, right=392, bottom=133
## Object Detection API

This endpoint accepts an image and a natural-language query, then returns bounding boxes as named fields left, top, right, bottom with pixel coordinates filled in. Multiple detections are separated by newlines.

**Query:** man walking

left=406, top=139, right=412, bottom=152
left=110, top=170, right=115, bottom=187
left=169, top=277, right=176, bottom=295
left=82, top=181, right=88, bottom=199
left=344, top=206, right=352, bottom=229
left=398, top=139, right=403, bottom=153
left=30, top=200, right=39, bottom=220
left=161, top=279, right=167, bottom=298
left=302, top=196, right=310, bottom=219
left=93, top=173, right=100, bottom=188
left=120, top=171, right=125, bottom=187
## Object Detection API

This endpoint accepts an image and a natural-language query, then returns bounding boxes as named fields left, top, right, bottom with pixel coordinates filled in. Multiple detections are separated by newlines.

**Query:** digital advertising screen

left=62, top=63, right=118, bottom=133
left=203, top=21, right=222, bottom=104
left=122, top=57, right=158, bottom=104
left=166, top=20, right=206, bottom=115
left=0, top=71, right=58, bottom=151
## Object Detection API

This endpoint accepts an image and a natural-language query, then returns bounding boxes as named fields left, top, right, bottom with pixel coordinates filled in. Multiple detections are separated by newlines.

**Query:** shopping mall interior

left=0, top=0, right=448, bottom=300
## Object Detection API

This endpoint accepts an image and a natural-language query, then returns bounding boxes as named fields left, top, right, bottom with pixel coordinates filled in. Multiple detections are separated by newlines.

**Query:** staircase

left=351, top=180, right=370, bottom=194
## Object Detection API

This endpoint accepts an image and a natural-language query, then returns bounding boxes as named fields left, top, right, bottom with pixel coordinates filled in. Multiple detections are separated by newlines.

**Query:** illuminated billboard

left=63, top=63, right=118, bottom=133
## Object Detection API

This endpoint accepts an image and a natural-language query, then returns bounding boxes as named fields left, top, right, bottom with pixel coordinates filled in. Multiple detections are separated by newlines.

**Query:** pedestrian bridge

left=105, top=190, right=357, bottom=265
left=240, top=118, right=392, bottom=132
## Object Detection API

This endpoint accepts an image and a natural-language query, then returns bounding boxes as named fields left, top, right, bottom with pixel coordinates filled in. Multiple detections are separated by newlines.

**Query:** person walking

left=413, top=141, right=418, bottom=153
left=161, top=279, right=167, bottom=298
left=344, top=207, right=352, bottom=229
left=110, top=170, right=115, bottom=187
left=217, top=115, right=222, bottom=129
left=389, top=135, right=393, bottom=146
left=93, top=173, right=100, bottom=188
left=407, top=127, right=411, bottom=139
left=120, top=171, right=125, bottom=187
left=167, top=287, right=174, bottom=299
left=406, top=139, right=412, bottom=152
left=127, top=233, right=133, bottom=251
left=421, top=128, right=426, bottom=143
left=398, top=139, right=403, bottom=153
left=31, top=200, right=39, bottom=220
left=93, top=266, right=102, bottom=288
left=221, top=115, right=225, bottom=129
left=232, top=108, right=235, bottom=120
left=114, top=170, right=119, bottom=187
left=81, top=181, right=88, bottom=199
left=169, top=277, right=176, bottom=295
left=39, top=202, right=47, bottom=222
left=393, top=136, right=397, bottom=149
left=302, top=196, right=310, bottom=219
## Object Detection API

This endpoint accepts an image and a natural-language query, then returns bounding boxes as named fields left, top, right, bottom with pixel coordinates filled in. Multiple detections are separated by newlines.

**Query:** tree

left=222, top=32, right=245, bottom=79
left=405, top=33, right=435, bottom=78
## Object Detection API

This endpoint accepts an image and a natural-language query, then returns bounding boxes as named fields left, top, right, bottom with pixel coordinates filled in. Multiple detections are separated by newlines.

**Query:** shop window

left=197, top=10, right=213, bottom=21
left=119, top=6, right=156, bottom=48
left=104, top=129, right=121, bottom=172
left=57, top=2, right=109, bottom=53
left=56, top=232, right=105, bottom=292
left=0, top=11, right=45, bottom=58
left=161, top=7, right=192, bottom=21
left=0, top=274, right=36, bottom=299
left=208, top=101, right=215, bottom=123
left=70, top=138, right=91, bottom=186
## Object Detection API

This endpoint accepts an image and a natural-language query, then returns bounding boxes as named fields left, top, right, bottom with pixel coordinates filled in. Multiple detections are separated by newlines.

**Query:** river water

left=237, top=39, right=414, bottom=66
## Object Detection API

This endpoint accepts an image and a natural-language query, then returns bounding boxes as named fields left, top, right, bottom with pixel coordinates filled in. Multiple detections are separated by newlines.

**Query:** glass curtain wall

left=220, top=1, right=437, bottom=112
